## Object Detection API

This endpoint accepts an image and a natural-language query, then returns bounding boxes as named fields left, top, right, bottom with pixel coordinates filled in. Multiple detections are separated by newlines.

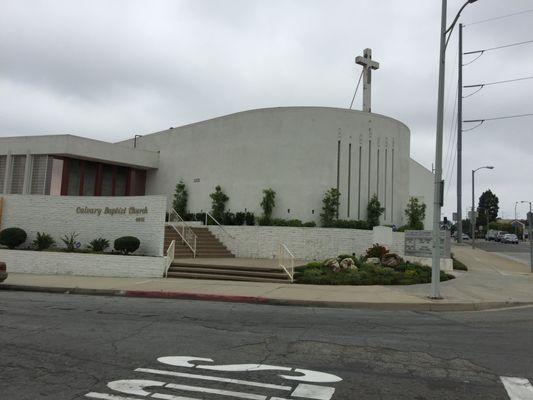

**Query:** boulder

left=324, top=258, right=341, bottom=273
left=366, top=257, right=381, bottom=265
left=380, top=253, right=404, bottom=268
left=339, top=257, right=358, bottom=271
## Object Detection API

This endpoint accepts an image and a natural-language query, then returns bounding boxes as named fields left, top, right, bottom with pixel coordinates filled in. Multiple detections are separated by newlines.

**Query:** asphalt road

left=474, top=240, right=532, bottom=266
left=1, top=291, right=532, bottom=400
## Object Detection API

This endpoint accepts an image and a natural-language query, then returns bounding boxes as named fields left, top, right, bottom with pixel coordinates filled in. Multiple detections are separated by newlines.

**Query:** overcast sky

left=1, top=0, right=532, bottom=221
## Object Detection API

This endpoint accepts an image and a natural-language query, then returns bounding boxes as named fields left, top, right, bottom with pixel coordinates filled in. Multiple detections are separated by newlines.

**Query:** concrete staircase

left=166, top=260, right=291, bottom=283
left=164, top=226, right=234, bottom=258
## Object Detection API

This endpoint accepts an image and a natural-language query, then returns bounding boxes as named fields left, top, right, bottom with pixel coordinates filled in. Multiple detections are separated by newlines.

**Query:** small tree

left=172, top=180, right=188, bottom=216
left=405, top=197, right=426, bottom=230
left=367, top=194, right=385, bottom=228
left=260, top=188, right=276, bottom=223
left=210, top=185, right=229, bottom=221
left=320, top=188, right=340, bottom=227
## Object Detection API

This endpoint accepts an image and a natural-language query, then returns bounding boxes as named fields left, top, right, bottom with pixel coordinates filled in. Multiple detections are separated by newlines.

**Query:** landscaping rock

left=339, top=257, right=358, bottom=271
left=366, top=257, right=381, bottom=264
left=380, top=253, right=404, bottom=268
left=324, top=258, right=340, bottom=273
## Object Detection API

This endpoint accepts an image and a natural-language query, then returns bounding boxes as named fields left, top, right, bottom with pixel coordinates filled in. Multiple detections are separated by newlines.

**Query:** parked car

left=495, top=231, right=509, bottom=242
left=452, top=232, right=470, bottom=241
left=0, top=261, right=7, bottom=283
left=486, top=230, right=499, bottom=241
left=502, top=234, right=519, bottom=244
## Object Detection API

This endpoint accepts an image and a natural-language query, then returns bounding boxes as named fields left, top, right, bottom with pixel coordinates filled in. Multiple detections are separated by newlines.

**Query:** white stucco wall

left=408, top=159, right=434, bottom=229
left=121, top=107, right=410, bottom=226
left=0, top=195, right=166, bottom=256
left=208, top=225, right=406, bottom=260
left=0, top=249, right=166, bottom=277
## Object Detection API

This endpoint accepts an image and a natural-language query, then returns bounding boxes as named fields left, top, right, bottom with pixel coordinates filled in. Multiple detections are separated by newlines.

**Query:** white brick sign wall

left=0, top=195, right=166, bottom=256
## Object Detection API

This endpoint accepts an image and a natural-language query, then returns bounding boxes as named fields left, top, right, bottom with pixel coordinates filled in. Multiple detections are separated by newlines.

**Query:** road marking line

left=108, top=379, right=165, bottom=396
left=165, top=382, right=266, bottom=400
left=292, top=383, right=335, bottom=400
left=135, top=368, right=292, bottom=391
left=85, top=393, right=145, bottom=400
left=501, top=376, right=533, bottom=399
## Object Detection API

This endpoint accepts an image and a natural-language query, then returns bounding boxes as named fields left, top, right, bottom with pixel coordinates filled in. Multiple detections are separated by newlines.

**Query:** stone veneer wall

left=0, top=195, right=166, bottom=256
left=0, top=249, right=166, bottom=277
left=208, top=225, right=405, bottom=260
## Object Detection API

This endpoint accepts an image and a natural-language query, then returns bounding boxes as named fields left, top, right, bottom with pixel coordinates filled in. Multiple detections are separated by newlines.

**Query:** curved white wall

left=125, top=107, right=410, bottom=226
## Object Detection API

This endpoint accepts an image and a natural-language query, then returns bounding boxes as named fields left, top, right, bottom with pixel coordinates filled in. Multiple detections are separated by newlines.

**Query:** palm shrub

left=61, top=232, right=79, bottom=252
left=260, top=188, right=276, bottom=224
left=172, top=180, right=188, bottom=216
left=0, top=227, right=27, bottom=249
left=32, top=232, right=55, bottom=251
left=88, top=238, right=110, bottom=252
left=114, top=236, right=140, bottom=255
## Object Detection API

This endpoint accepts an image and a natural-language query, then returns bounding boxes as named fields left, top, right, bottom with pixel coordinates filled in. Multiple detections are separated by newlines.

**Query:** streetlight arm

left=445, top=0, right=476, bottom=48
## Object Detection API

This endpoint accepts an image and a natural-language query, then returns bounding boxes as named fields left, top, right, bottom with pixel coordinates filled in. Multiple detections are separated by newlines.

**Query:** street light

left=431, top=0, right=478, bottom=299
left=520, top=200, right=533, bottom=272
left=471, top=166, right=494, bottom=249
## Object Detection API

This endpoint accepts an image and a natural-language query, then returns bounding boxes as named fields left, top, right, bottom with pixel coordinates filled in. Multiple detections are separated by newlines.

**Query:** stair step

left=171, top=262, right=282, bottom=272
left=169, top=266, right=287, bottom=278
left=166, top=271, right=289, bottom=283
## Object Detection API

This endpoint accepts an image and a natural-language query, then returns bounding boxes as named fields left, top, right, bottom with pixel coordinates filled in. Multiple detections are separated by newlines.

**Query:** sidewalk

left=1, top=246, right=532, bottom=311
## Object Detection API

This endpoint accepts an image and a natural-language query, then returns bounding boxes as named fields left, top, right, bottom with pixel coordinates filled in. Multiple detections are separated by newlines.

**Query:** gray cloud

left=1, top=0, right=532, bottom=219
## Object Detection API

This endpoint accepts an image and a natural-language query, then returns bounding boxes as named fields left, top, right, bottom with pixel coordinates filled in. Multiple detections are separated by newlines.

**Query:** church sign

left=404, top=230, right=451, bottom=258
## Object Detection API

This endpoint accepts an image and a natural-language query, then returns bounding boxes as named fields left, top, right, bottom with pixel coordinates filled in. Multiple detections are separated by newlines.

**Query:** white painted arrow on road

left=501, top=377, right=533, bottom=400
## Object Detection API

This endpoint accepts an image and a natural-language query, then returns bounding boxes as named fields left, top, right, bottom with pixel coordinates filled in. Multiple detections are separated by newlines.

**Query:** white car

left=502, top=233, right=519, bottom=244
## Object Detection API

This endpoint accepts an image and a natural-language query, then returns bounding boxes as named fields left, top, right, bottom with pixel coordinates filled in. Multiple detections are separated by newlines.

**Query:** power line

left=349, top=70, right=363, bottom=110
left=466, top=9, right=533, bottom=26
left=464, top=39, right=533, bottom=55
left=464, top=113, right=533, bottom=123
left=464, top=75, right=533, bottom=88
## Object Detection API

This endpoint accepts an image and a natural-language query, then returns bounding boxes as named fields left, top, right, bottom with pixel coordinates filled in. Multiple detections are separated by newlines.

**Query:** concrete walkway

left=1, top=245, right=532, bottom=311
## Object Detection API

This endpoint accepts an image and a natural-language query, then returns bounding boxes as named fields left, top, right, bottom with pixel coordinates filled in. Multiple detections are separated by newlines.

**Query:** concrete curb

left=1, top=283, right=532, bottom=312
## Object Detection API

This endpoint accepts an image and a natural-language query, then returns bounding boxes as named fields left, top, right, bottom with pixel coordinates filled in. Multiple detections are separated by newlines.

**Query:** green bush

left=365, top=243, right=389, bottom=259
left=0, top=227, right=27, bottom=249
left=330, top=219, right=370, bottom=230
left=114, top=236, right=140, bottom=255
left=32, top=232, right=55, bottom=251
left=295, top=260, right=454, bottom=285
left=258, top=218, right=316, bottom=227
left=452, top=256, right=468, bottom=271
left=88, top=237, right=110, bottom=252
left=195, top=212, right=206, bottom=224
left=245, top=212, right=255, bottom=226
left=222, top=212, right=235, bottom=225
left=61, top=232, right=79, bottom=252
left=302, top=221, right=316, bottom=227
left=235, top=212, right=246, bottom=225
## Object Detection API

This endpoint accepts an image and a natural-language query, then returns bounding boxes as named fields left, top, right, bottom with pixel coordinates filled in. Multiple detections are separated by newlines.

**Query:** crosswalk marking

left=501, top=377, right=533, bottom=400
left=135, top=368, right=292, bottom=391
left=165, top=382, right=266, bottom=400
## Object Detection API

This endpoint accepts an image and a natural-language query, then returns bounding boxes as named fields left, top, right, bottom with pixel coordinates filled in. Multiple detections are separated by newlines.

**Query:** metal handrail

left=278, top=243, right=295, bottom=283
left=205, top=211, right=236, bottom=240
left=165, top=240, right=175, bottom=277
left=168, top=208, right=197, bottom=258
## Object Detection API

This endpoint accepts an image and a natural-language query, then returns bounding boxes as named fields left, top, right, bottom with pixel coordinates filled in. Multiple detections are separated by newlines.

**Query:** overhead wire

left=464, top=112, right=533, bottom=123
left=349, top=70, right=364, bottom=109
left=464, top=39, right=533, bottom=55
left=466, top=9, right=533, bottom=26
left=464, top=75, right=533, bottom=88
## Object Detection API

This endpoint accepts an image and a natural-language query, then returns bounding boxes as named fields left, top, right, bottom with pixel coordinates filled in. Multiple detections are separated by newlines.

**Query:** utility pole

left=471, top=169, right=476, bottom=248
left=456, top=23, right=463, bottom=244
left=521, top=201, right=533, bottom=273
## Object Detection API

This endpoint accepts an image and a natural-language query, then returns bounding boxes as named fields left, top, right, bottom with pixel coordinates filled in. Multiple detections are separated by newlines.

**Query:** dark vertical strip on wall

left=377, top=149, right=380, bottom=198
left=358, top=146, right=362, bottom=219
left=336, top=140, right=341, bottom=219
left=391, top=149, right=394, bottom=221
left=347, top=143, right=352, bottom=218
left=384, top=149, right=388, bottom=219
left=367, top=140, right=372, bottom=205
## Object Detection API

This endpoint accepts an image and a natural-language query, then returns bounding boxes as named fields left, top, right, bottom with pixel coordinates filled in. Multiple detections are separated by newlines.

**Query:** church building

left=0, top=106, right=433, bottom=228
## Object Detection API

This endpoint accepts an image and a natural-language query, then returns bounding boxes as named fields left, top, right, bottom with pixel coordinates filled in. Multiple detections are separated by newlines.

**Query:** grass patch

left=295, top=262, right=454, bottom=285
left=452, top=256, right=468, bottom=271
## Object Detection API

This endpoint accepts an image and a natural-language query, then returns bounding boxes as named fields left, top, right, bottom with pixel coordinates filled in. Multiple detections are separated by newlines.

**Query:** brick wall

left=208, top=225, right=406, bottom=260
left=0, top=195, right=166, bottom=256
left=0, top=249, right=165, bottom=277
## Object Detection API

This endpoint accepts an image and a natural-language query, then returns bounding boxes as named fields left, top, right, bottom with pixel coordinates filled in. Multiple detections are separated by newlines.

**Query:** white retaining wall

left=208, top=225, right=405, bottom=260
left=0, top=195, right=166, bottom=256
left=0, top=249, right=166, bottom=278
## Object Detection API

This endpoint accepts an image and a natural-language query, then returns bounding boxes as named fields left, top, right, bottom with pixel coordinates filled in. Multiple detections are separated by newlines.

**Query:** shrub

left=209, top=185, right=229, bottom=221
left=320, top=188, right=340, bottom=227
left=452, top=256, right=468, bottom=271
left=245, top=212, right=255, bottom=226
left=0, top=227, right=27, bottom=249
left=32, top=232, right=55, bottom=251
left=172, top=180, right=188, bottom=216
left=404, top=197, right=426, bottom=230
left=366, top=243, right=389, bottom=259
left=114, top=236, right=140, bottom=255
left=61, top=232, right=79, bottom=252
left=302, top=221, right=316, bottom=227
left=235, top=212, right=246, bottom=225
left=331, top=219, right=370, bottom=230
left=222, top=211, right=235, bottom=225
left=260, top=188, right=276, bottom=224
left=195, top=212, right=207, bottom=224
left=88, top=237, right=110, bottom=252
left=367, top=194, right=385, bottom=228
